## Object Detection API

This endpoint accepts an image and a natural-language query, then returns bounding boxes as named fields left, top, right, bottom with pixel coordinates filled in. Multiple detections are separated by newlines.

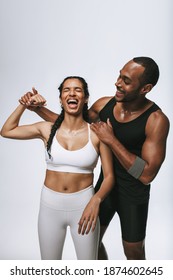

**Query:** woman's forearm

left=94, top=174, right=115, bottom=202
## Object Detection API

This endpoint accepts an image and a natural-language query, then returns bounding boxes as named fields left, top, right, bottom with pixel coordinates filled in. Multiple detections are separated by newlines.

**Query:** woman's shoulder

left=89, top=124, right=100, bottom=153
left=35, top=121, right=53, bottom=140
left=35, top=120, right=53, bottom=130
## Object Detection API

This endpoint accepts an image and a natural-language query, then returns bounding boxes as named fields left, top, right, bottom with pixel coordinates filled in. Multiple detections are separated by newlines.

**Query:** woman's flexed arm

left=0, top=103, right=49, bottom=141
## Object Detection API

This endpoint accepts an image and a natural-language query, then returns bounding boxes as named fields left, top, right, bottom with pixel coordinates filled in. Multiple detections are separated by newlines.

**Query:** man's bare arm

left=35, top=95, right=112, bottom=123
left=33, top=106, right=59, bottom=123
left=91, top=111, right=170, bottom=185
left=20, top=91, right=112, bottom=123
left=88, top=96, right=113, bottom=122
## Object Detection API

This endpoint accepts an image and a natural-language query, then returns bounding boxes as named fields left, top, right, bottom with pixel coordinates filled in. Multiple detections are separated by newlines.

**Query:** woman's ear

left=59, top=98, right=63, bottom=108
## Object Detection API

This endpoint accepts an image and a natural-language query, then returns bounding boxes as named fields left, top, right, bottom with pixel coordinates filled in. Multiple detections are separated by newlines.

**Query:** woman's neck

left=61, top=115, right=87, bottom=132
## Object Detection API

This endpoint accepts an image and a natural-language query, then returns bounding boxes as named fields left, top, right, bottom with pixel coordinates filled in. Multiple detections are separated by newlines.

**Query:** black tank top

left=99, top=97, right=161, bottom=203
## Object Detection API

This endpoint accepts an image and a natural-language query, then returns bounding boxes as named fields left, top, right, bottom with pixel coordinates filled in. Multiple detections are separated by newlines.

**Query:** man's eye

left=124, top=79, right=130, bottom=85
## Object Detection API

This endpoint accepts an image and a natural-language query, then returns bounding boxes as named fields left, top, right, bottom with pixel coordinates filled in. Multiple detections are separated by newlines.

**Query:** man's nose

left=115, top=77, right=122, bottom=87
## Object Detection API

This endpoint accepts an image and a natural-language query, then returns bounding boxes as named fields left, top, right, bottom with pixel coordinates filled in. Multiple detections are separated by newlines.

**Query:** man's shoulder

left=91, top=96, right=114, bottom=112
left=149, top=108, right=169, bottom=125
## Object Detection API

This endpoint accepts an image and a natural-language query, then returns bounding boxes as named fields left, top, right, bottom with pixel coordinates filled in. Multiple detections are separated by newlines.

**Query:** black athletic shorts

left=95, top=173, right=149, bottom=243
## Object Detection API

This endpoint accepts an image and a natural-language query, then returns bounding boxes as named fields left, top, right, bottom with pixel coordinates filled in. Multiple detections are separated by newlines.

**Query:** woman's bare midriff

left=44, top=169, right=94, bottom=193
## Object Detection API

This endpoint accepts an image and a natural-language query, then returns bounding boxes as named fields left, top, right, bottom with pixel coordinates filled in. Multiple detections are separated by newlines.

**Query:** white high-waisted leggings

left=38, top=185, right=100, bottom=260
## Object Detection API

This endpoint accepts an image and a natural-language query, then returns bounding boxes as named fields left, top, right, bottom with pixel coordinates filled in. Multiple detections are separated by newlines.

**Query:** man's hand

left=90, top=118, right=114, bottom=145
left=19, top=87, right=47, bottom=110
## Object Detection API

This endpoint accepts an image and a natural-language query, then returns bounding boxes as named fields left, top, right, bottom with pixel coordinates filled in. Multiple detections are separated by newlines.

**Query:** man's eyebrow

left=120, top=70, right=132, bottom=82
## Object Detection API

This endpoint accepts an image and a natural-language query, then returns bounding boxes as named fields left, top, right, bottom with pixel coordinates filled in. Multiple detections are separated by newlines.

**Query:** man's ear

left=140, top=84, right=153, bottom=95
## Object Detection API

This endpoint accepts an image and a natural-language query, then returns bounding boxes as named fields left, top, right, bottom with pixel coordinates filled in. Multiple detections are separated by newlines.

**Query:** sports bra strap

left=87, top=123, right=91, bottom=142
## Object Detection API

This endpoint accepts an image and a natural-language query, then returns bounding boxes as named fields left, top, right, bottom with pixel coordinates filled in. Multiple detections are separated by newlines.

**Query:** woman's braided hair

left=47, top=76, right=90, bottom=158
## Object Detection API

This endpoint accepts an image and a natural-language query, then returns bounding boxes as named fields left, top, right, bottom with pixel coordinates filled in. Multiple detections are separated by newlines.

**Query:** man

left=20, top=57, right=170, bottom=259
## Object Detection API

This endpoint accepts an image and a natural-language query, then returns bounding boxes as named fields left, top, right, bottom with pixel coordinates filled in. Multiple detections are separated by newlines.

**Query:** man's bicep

left=141, top=124, right=168, bottom=182
left=88, top=107, right=100, bottom=122
left=142, top=137, right=166, bottom=169
left=143, top=112, right=169, bottom=167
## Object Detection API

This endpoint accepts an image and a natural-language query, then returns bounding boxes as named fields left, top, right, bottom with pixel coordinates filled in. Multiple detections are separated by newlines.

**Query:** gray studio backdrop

left=0, top=0, right=172, bottom=259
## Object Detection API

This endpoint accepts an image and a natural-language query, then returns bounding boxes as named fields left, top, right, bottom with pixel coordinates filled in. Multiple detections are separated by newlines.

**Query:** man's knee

left=122, top=239, right=145, bottom=260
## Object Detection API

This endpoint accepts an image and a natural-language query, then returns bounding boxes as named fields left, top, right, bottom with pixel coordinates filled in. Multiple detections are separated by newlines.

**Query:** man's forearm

left=109, top=138, right=151, bottom=184
left=109, top=137, right=136, bottom=170
left=34, top=107, right=58, bottom=122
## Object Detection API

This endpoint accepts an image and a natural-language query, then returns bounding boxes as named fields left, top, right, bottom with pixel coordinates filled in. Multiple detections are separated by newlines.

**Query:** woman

left=0, top=76, right=114, bottom=260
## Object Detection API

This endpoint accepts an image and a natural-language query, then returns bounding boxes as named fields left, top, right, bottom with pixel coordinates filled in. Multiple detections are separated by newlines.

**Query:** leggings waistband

left=40, top=185, right=94, bottom=211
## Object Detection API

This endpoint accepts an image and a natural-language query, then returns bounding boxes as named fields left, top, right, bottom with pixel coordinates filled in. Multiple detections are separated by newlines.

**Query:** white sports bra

left=45, top=124, right=99, bottom=174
